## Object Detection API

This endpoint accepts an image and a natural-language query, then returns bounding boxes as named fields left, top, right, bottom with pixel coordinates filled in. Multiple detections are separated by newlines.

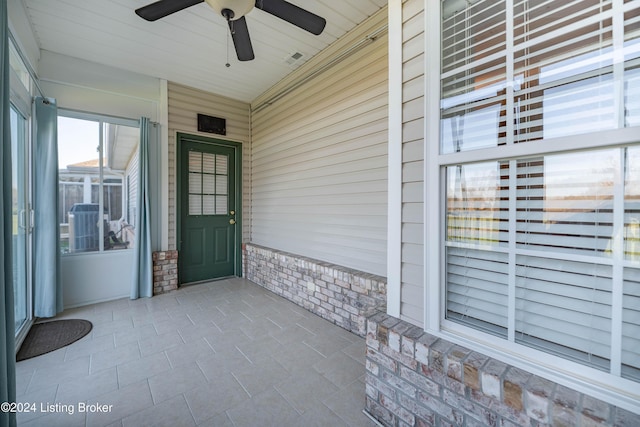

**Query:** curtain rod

left=252, top=24, right=388, bottom=114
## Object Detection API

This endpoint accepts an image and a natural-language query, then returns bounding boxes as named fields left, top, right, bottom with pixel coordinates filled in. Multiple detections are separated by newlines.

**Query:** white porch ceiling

left=19, top=0, right=387, bottom=103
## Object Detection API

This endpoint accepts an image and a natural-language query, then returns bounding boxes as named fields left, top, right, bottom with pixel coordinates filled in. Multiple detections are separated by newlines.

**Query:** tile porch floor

left=15, top=278, right=379, bottom=427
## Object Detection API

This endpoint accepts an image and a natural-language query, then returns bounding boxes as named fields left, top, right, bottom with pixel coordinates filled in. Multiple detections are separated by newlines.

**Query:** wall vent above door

left=197, top=114, right=226, bottom=135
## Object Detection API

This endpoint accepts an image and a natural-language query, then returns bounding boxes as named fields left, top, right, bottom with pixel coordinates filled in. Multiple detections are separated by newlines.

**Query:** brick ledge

left=244, top=243, right=386, bottom=336
left=365, top=312, right=639, bottom=427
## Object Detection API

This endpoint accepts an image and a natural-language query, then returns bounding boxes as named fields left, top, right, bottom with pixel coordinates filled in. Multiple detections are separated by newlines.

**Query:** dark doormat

left=16, top=319, right=93, bottom=362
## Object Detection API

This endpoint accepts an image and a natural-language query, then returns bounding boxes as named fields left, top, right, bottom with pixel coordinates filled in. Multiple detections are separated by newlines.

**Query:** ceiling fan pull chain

left=226, top=28, right=231, bottom=67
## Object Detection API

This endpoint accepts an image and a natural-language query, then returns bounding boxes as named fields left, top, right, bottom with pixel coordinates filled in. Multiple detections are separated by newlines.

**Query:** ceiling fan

left=135, top=0, right=326, bottom=61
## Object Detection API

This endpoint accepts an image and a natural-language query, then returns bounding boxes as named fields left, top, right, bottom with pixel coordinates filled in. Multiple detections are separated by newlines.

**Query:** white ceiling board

left=19, top=0, right=387, bottom=103
left=109, top=124, right=139, bottom=171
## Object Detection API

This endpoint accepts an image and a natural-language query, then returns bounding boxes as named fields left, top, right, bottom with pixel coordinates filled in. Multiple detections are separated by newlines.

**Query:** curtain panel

left=33, top=97, right=62, bottom=318
left=131, top=117, right=156, bottom=299
left=1, top=0, right=18, bottom=424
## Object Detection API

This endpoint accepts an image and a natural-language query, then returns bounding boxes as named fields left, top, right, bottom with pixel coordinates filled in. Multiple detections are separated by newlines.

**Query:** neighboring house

left=58, top=157, right=131, bottom=254
left=6, top=1, right=640, bottom=426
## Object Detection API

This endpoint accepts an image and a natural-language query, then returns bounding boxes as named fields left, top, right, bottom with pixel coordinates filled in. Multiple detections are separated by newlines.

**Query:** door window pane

left=187, top=152, right=228, bottom=216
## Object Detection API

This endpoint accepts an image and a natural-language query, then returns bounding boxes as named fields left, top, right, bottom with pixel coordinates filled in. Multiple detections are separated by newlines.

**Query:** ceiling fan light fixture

left=136, top=0, right=326, bottom=62
left=204, top=0, right=254, bottom=20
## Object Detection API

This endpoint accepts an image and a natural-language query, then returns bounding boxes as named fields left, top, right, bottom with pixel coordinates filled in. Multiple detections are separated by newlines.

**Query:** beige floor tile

left=164, top=337, right=215, bottom=369
left=113, top=324, right=157, bottom=348
left=116, top=351, right=171, bottom=388
left=314, top=350, right=367, bottom=388
left=55, top=367, right=119, bottom=404
left=85, top=380, right=154, bottom=427
left=229, top=355, right=291, bottom=397
left=90, top=342, right=140, bottom=374
left=138, top=330, right=183, bottom=357
left=121, top=395, right=195, bottom=427
left=183, top=372, right=250, bottom=424
left=15, top=384, right=58, bottom=425
left=27, top=355, right=91, bottom=393
left=275, top=369, right=340, bottom=414
left=323, top=378, right=376, bottom=427
left=15, top=279, right=372, bottom=427
left=226, top=387, right=299, bottom=427
left=148, top=362, right=208, bottom=404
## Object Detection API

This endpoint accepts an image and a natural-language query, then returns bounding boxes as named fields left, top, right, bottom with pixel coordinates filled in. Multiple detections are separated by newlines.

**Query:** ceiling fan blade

left=255, top=0, right=326, bottom=35
left=229, top=17, right=255, bottom=61
left=135, top=0, right=203, bottom=21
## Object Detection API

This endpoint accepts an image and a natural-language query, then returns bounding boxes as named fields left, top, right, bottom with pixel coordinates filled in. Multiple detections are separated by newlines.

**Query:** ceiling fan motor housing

left=205, top=0, right=255, bottom=20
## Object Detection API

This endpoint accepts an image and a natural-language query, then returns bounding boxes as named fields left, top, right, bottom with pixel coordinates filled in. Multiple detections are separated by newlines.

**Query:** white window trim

left=422, top=0, right=640, bottom=415
left=387, top=0, right=403, bottom=318
left=424, top=0, right=441, bottom=332
left=58, top=109, right=138, bottom=256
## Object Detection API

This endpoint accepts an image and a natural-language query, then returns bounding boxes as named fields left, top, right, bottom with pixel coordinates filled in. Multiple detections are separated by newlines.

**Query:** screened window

left=439, top=0, right=640, bottom=383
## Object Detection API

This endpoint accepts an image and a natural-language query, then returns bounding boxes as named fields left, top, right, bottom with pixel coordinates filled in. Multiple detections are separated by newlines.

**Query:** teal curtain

left=1, top=0, right=18, bottom=424
left=131, top=117, right=156, bottom=299
left=33, top=97, right=62, bottom=317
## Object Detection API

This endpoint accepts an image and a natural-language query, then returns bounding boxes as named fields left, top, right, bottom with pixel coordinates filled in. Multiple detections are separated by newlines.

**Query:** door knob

left=229, top=219, right=236, bottom=225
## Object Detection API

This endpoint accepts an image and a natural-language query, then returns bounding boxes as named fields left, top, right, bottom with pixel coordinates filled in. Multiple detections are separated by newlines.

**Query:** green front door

left=178, top=136, right=238, bottom=283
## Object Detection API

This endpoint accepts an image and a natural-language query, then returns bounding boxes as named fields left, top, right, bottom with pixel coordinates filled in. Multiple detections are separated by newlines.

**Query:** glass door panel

left=10, top=105, right=29, bottom=335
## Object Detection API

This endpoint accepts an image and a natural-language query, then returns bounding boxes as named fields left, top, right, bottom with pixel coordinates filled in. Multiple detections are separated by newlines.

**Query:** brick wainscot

left=244, top=243, right=386, bottom=337
left=365, top=313, right=640, bottom=427
left=152, top=250, right=178, bottom=295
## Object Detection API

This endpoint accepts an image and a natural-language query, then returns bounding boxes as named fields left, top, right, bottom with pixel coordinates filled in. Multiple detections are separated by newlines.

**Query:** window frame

left=424, top=0, right=640, bottom=413
left=57, top=109, right=139, bottom=255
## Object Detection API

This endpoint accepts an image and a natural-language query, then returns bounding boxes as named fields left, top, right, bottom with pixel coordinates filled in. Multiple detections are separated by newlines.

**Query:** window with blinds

left=188, top=151, right=228, bottom=216
left=440, top=0, right=640, bottom=382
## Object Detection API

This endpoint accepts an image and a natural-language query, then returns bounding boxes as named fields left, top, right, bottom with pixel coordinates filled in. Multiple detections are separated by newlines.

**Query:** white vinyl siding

left=125, top=148, right=139, bottom=227
left=250, top=9, right=388, bottom=276
left=400, top=0, right=425, bottom=326
left=167, top=82, right=251, bottom=249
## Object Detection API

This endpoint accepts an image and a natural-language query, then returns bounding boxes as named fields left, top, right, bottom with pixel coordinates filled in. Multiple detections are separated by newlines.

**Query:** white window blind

left=441, top=0, right=640, bottom=152
left=188, top=151, right=228, bottom=216
left=440, top=0, right=640, bottom=382
left=623, top=267, right=640, bottom=380
left=515, top=255, right=613, bottom=371
left=516, top=153, right=615, bottom=256
left=624, top=147, right=640, bottom=380
left=441, top=0, right=507, bottom=154
left=445, top=149, right=639, bottom=378
left=514, top=0, right=617, bottom=142
left=446, top=162, right=509, bottom=335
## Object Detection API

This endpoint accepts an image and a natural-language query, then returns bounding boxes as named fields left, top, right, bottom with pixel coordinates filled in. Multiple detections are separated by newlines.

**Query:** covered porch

left=15, top=277, right=378, bottom=427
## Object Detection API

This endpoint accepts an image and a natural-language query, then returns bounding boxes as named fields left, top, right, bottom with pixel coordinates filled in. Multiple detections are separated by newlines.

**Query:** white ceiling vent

left=284, top=51, right=306, bottom=67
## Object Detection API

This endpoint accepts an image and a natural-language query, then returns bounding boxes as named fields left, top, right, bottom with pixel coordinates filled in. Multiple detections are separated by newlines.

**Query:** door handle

left=18, top=210, right=26, bottom=230
left=229, top=219, right=236, bottom=225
